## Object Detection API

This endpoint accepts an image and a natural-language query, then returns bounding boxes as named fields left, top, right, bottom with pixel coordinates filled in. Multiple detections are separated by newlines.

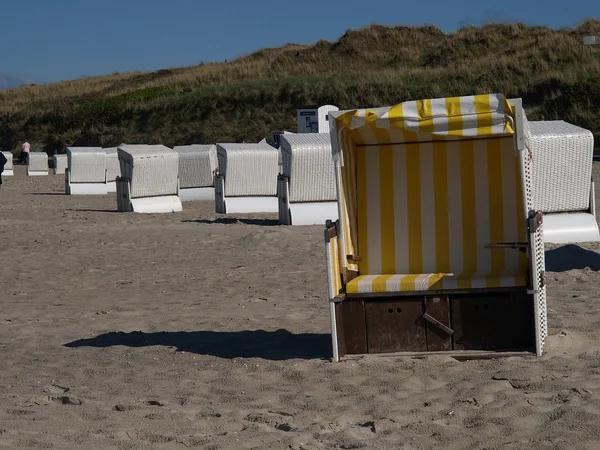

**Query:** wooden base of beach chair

left=451, top=292, right=534, bottom=351
left=333, top=291, right=535, bottom=358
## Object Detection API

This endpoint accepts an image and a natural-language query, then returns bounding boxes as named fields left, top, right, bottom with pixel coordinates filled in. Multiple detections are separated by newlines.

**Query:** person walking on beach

left=0, top=151, right=7, bottom=191
left=21, top=140, right=30, bottom=165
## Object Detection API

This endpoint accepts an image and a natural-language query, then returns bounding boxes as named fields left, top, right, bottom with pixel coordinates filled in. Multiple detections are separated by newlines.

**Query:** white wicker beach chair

left=278, top=133, right=339, bottom=225
left=116, top=144, right=182, bottom=213
left=65, top=147, right=107, bottom=195
left=27, top=152, right=48, bottom=176
left=53, top=154, right=67, bottom=175
left=173, top=145, right=217, bottom=201
left=528, top=121, right=600, bottom=244
left=214, top=142, right=280, bottom=214
left=104, top=147, right=120, bottom=193
left=325, top=94, right=547, bottom=360
left=1, top=151, right=13, bottom=176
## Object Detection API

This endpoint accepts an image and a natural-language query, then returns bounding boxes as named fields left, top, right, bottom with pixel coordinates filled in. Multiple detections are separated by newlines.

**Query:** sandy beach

left=2, top=164, right=600, bottom=449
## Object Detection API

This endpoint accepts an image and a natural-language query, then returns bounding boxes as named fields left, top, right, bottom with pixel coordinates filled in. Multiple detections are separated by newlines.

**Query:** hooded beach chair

left=528, top=121, right=599, bottom=244
left=173, top=145, right=218, bottom=201
left=53, top=154, right=67, bottom=175
left=1, top=151, right=13, bottom=176
left=27, top=152, right=48, bottom=176
left=65, top=147, right=108, bottom=195
left=278, top=133, right=339, bottom=225
left=324, top=94, right=547, bottom=360
left=116, top=144, right=182, bottom=213
left=104, top=147, right=120, bottom=193
left=214, top=142, right=280, bottom=214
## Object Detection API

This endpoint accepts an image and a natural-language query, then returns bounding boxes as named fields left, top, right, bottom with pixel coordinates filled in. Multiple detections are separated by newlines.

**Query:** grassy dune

left=1, top=19, right=599, bottom=151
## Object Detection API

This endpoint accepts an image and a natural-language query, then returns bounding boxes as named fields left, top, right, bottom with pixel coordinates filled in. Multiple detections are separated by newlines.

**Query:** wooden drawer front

left=365, top=298, right=427, bottom=354
left=424, top=296, right=452, bottom=351
left=451, top=293, right=534, bottom=351
left=335, top=299, right=367, bottom=356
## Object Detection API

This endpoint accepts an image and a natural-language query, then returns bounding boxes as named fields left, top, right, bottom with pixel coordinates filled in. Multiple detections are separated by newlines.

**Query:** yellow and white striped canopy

left=330, top=93, right=516, bottom=161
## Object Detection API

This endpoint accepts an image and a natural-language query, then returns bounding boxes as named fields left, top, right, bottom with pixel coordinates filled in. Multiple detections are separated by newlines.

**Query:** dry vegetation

left=1, top=19, right=600, bottom=151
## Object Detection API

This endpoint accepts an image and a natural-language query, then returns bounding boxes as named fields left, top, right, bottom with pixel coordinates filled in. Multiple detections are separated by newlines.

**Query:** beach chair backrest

left=355, top=137, right=528, bottom=279
left=66, top=147, right=106, bottom=183
left=174, top=145, right=217, bottom=189
left=216, top=143, right=279, bottom=197
left=529, top=121, right=594, bottom=213
left=280, top=133, right=336, bottom=203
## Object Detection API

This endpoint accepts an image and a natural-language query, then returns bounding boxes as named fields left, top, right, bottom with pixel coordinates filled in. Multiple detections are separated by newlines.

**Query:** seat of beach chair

left=346, top=272, right=527, bottom=294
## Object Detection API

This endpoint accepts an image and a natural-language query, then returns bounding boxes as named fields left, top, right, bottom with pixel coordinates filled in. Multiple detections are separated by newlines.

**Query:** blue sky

left=1, top=0, right=598, bottom=83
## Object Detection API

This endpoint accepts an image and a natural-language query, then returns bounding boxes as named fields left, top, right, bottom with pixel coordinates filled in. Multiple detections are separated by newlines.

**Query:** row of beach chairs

left=2, top=109, right=598, bottom=243
left=3, top=93, right=598, bottom=362
left=19, top=135, right=339, bottom=225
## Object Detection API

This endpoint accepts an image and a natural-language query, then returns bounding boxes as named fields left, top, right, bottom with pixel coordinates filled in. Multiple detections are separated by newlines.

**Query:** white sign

left=583, top=35, right=596, bottom=45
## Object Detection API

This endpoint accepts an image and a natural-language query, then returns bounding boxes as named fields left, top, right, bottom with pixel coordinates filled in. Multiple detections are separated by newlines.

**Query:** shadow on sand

left=66, top=208, right=120, bottom=213
left=183, top=217, right=281, bottom=226
left=545, top=244, right=600, bottom=272
left=65, top=329, right=331, bottom=361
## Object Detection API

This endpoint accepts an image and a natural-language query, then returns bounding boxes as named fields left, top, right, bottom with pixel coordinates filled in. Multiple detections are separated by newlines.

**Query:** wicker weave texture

left=529, top=121, right=594, bottom=212
left=173, top=145, right=217, bottom=188
left=53, top=154, right=67, bottom=174
left=67, top=147, right=106, bottom=183
left=1, top=151, right=13, bottom=170
left=28, top=152, right=48, bottom=171
left=105, top=147, right=121, bottom=181
left=520, top=115, right=548, bottom=354
left=118, top=144, right=179, bottom=198
left=280, top=133, right=336, bottom=202
left=216, top=143, right=279, bottom=197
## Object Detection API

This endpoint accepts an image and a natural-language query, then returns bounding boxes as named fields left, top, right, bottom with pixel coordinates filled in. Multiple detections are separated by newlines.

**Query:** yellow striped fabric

left=334, top=93, right=515, bottom=150
left=339, top=130, right=359, bottom=274
left=327, top=236, right=343, bottom=298
left=332, top=94, right=517, bottom=283
left=346, top=273, right=527, bottom=294
left=350, top=135, right=527, bottom=292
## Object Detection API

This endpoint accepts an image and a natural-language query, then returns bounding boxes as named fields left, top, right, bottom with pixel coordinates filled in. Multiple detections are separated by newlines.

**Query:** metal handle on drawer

left=423, top=313, right=454, bottom=336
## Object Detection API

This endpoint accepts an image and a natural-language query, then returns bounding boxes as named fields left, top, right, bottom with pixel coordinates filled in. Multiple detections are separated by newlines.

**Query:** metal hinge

left=540, top=270, right=546, bottom=288
left=528, top=210, right=543, bottom=233
left=423, top=313, right=454, bottom=336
